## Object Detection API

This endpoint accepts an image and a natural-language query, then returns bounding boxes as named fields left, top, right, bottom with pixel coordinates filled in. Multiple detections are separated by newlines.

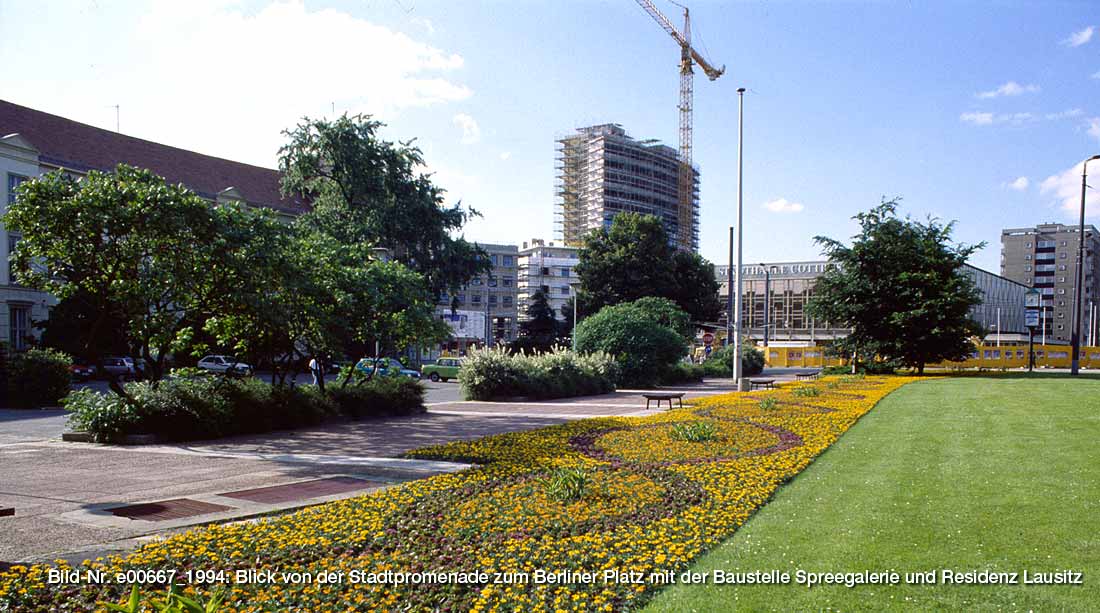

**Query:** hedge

left=64, top=373, right=425, bottom=442
left=702, top=344, right=765, bottom=378
left=459, top=347, right=619, bottom=401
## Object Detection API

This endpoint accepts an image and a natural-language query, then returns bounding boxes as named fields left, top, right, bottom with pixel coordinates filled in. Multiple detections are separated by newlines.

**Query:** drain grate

left=108, top=498, right=233, bottom=521
left=219, top=476, right=380, bottom=504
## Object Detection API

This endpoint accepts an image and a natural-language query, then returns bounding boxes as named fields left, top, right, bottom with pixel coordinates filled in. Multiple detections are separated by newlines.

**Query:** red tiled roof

left=0, top=99, right=306, bottom=214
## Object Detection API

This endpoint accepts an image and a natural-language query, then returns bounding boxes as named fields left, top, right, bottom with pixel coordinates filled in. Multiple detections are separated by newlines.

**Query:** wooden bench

left=795, top=371, right=821, bottom=382
left=749, top=378, right=776, bottom=390
left=643, top=392, right=685, bottom=410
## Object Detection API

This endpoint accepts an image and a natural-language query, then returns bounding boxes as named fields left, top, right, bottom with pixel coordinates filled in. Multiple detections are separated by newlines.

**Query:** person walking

left=309, top=356, right=323, bottom=385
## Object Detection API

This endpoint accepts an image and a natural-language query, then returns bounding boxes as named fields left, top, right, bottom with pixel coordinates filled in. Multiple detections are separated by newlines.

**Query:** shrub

left=792, top=385, right=821, bottom=398
left=822, top=361, right=896, bottom=375
left=670, top=421, right=720, bottom=442
left=758, top=397, right=779, bottom=410
left=459, top=347, right=617, bottom=401
left=328, top=377, right=425, bottom=419
left=542, top=467, right=591, bottom=502
left=702, top=344, right=765, bottom=377
left=8, top=348, right=72, bottom=408
left=659, top=362, right=705, bottom=385
left=574, top=303, right=686, bottom=387
left=64, top=377, right=343, bottom=442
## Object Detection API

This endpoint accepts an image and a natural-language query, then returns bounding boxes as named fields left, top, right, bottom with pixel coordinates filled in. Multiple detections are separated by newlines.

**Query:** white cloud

left=1063, top=26, right=1095, bottom=47
left=1092, top=70, right=1100, bottom=80
left=1041, top=162, right=1100, bottom=216
left=960, top=112, right=994, bottom=126
left=12, top=0, right=473, bottom=168
left=1088, top=117, right=1100, bottom=142
left=960, top=112, right=1035, bottom=126
left=1046, top=108, right=1084, bottom=120
left=499, top=151, right=512, bottom=160
left=452, top=113, right=481, bottom=144
left=763, top=198, right=805, bottom=213
left=976, top=81, right=1040, bottom=99
left=1006, top=176, right=1030, bottom=191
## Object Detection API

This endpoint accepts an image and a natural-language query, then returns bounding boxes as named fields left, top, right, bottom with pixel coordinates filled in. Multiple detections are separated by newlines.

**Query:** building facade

left=0, top=99, right=304, bottom=351
left=435, top=243, right=519, bottom=354
left=517, top=239, right=579, bottom=322
left=713, top=260, right=1024, bottom=344
left=556, top=124, right=699, bottom=252
left=1001, top=223, right=1100, bottom=344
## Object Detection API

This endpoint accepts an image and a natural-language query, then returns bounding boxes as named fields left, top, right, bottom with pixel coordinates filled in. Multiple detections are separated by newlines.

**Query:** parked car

left=196, top=355, right=253, bottom=376
left=421, top=357, right=464, bottom=382
left=98, top=357, right=137, bottom=380
left=354, top=357, right=421, bottom=380
left=70, top=363, right=96, bottom=381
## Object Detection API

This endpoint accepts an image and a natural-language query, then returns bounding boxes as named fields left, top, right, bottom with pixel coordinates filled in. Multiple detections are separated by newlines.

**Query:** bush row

left=64, top=373, right=424, bottom=442
left=459, top=348, right=619, bottom=401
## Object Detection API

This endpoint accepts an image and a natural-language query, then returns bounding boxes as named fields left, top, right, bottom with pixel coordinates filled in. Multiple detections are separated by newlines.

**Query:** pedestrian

left=309, top=356, right=322, bottom=385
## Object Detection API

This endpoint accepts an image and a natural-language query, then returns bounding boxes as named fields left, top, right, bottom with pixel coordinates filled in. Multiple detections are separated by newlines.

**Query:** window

left=472, top=294, right=482, bottom=304
left=1060, top=252, right=1067, bottom=259
left=561, top=286, right=570, bottom=295
left=489, top=295, right=498, bottom=305
left=1060, top=265, right=1068, bottom=271
left=502, top=255, right=514, bottom=267
left=471, top=278, right=482, bottom=286
left=540, top=285, right=550, bottom=294
left=8, top=304, right=28, bottom=350
left=502, top=296, right=512, bottom=307
left=501, top=276, right=513, bottom=287
left=560, top=268, right=570, bottom=277
left=6, top=174, right=28, bottom=206
left=540, top=267, right=550, bottom=276
left=1024, top=266, right=1032, bottom=272
left=1025, top=255, right=1032, bottom=261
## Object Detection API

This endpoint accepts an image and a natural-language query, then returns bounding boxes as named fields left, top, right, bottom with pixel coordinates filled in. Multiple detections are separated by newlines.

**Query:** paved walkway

left=0, top=377, right=787, bottom=564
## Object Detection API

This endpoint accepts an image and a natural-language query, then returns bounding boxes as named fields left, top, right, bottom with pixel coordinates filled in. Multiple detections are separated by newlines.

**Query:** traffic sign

left=702, top=333, right=715, bottom=346
left=1026, top=309, right=1040, bottom=328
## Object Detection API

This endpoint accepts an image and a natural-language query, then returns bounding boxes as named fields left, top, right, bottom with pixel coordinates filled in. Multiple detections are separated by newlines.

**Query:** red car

left=70, top=364, right=95, bottom=381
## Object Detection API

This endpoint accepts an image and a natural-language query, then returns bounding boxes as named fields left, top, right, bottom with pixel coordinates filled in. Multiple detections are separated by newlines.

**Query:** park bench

left=795, top=371, right=821, bottom=382
left=643, top=392, right=685, bottom=410
left=749, top=378, right=776, bottom=390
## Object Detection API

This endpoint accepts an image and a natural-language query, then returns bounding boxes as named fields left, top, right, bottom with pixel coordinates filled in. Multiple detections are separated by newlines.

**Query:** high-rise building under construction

left=555, top=124, right=699, bottom=251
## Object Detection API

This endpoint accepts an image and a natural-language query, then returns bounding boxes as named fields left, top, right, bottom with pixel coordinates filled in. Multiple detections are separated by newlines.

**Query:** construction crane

left=633, top=0, right=725, bottom=251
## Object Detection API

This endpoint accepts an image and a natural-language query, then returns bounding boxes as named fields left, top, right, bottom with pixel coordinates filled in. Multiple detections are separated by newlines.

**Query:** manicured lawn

left=643, top=375, right=1100, bottom=612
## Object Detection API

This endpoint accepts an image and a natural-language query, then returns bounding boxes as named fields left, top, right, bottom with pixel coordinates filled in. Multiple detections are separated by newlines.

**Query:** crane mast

left=634, top=0, right=724, bottom=251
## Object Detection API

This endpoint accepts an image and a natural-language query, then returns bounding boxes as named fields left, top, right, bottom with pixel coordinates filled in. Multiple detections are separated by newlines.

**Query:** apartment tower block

left=1001, top=223, right=1100, bottom=345
left=556, top=124, right=699, bottom=251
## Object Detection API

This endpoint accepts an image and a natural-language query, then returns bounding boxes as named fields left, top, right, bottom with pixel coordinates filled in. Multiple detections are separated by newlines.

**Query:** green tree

left=806, top=199, right=983, bottom=374
left=279, top=114, right=489, bottom=297
left=574, top=213, right=722, bottom=324
left=4, top=166, right=239, bottom=390
left=511, top=289, right=562, bottom=353
left=574, top=300, right=688, bottom=386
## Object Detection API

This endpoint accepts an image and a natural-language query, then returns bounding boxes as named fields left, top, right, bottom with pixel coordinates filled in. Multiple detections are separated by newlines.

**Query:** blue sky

left=2, top=0, right=1098, bottom=272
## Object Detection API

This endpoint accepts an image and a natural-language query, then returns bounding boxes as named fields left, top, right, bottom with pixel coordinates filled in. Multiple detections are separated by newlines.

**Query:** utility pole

left=726, top=228, right=734, bottom=373
left=1071, top=155, right=1100, bottom=374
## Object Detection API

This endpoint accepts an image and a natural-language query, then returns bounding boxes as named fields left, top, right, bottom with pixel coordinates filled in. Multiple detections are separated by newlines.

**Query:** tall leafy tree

left=4, top=165, right=237, bottom=390
left=807, top=199, right=984, bottom=374
left=279, top=114, right=489, bottom=297
left=574, top=213, right=722, bottom=323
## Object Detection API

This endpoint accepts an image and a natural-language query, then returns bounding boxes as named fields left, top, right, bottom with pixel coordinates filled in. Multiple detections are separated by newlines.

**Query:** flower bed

left=0, top=375, right=915, bottom=612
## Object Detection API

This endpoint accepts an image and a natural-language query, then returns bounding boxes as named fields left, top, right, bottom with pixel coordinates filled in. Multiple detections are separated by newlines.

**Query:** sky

left=2, top=0, right=1099, bottom=273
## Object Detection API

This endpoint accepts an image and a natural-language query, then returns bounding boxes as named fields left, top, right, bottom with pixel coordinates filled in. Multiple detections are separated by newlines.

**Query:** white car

left=196, top=355, right=252, bottom=376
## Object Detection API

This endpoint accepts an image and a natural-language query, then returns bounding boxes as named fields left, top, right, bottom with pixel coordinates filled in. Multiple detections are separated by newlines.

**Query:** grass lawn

left=644, top=375, right=1100, bottom=612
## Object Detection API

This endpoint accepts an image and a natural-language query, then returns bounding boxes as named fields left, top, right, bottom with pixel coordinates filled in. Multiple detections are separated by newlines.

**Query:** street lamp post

left=761, top=263, right=771, bottom=347
left=734, top=87, right=746, bottom=389
left=484, top=274, right=497, bottom=348
left=1071, top=154, right=1100, bottom=375
left=570, top=282, right=581, bottom=351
